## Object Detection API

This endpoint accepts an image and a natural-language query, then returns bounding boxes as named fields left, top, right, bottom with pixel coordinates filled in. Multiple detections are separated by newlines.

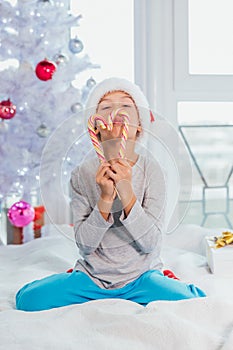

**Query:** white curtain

left=134, top=0, right=166, bottom=113
left=134, top=0, right=190, bottom=233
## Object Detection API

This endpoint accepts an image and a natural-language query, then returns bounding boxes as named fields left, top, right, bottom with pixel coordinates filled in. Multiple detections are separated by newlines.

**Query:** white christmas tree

left=0, top=0, right=97, bottom=206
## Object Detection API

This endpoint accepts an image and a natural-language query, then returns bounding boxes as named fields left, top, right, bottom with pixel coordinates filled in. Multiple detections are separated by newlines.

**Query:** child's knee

left=16, top=284, right=32, bottom=311
left=15, top=281, right=41, bottom=311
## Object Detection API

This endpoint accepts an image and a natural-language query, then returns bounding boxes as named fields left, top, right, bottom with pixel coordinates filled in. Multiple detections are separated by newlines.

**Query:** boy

left=16, top=78, right=206, bottom=311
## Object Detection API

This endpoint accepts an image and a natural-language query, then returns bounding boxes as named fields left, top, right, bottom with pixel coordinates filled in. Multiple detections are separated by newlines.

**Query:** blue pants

left=15, top=270, right=206, bottom=312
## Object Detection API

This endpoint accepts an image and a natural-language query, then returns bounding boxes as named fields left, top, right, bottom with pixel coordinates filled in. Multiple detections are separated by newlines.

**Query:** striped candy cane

left=111, top=108, right=130, bottom=159
left=88, top=114, right=110, bottom=163
left=88, top=109, right=129, bottom=162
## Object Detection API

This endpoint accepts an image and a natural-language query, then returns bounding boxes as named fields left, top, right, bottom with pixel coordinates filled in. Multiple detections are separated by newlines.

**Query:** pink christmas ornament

left=7, top=200, right=35, bottom=227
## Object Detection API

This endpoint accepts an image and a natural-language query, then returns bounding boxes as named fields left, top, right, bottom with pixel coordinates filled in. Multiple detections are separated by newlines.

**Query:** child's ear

left=137, top=125, right=142, bottom=133
left=136, top=125, right=142, bottom=138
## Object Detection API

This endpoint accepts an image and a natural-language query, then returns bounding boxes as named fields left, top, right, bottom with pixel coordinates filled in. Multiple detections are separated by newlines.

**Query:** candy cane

left=87, top=109, right=129, bottom=162
left=112, top=108, right=130, bottom=159
left=87, top=114, right=109, bottom=163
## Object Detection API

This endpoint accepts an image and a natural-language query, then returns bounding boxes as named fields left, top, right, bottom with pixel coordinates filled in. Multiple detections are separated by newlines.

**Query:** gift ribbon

left=214, top=231, right=233, bottom=248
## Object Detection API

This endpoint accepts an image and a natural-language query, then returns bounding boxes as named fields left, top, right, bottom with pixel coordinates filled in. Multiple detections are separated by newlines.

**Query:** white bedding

left=1, top=224, right=233, bottom=350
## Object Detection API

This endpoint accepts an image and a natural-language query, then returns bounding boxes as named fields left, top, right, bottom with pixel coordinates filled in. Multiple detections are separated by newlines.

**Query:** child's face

left=96, top=91, right=142, bottom=142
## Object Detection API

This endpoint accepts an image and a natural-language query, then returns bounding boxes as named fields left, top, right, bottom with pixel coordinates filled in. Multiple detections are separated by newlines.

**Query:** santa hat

left=84, top=77, right=154, bottom=141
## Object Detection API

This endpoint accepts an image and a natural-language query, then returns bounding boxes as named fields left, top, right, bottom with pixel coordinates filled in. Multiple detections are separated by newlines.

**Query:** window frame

left=174, top=0, right=233, bottom=92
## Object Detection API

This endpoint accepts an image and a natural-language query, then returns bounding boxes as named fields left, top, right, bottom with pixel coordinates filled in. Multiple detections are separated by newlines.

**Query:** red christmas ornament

left=0, top=99, right=16, bottom=120
left=35, top=59, right=56, bottom=81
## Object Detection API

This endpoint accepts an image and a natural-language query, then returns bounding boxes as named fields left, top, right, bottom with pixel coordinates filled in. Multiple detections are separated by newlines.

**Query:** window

left=189, top=0, right=233, bottom=75
left=70, top=0, right=134, bottom=87
left=174, top=0, right=233, bottom=228
left=1, top=1, right=134, bottom=84
left=174, top=0, right=233, bottom=91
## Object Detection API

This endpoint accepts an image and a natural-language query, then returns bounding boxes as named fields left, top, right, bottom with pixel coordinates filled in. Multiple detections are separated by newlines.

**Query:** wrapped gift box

left=205, top=236, right=233, bottom=276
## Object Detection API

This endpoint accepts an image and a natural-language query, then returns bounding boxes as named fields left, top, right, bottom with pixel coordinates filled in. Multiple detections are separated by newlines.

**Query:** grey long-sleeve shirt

left=70, top=153, right=167, bottom=289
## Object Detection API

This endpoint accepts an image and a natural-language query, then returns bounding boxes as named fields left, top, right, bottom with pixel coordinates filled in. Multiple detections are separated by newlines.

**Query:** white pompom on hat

left=84, top=77, right=154, bottom=141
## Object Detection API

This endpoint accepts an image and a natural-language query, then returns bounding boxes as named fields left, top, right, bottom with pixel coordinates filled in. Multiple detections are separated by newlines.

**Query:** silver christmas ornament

left=53, top=53, right=69, bottom=65
left=0, top=121, right=9, bottom=133
left=86, top=77, right=96, bottom=88
left=71, top=102, right=83, bottom=113
left=37, top=0, right=54, bottom=5
left=69, top=37, right=84, bottom=54
left=36, top=123, right=50, bottom=138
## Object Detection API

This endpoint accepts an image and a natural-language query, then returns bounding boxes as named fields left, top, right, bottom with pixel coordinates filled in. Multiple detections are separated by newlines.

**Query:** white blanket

left=1, top=224, right=233, bottom=350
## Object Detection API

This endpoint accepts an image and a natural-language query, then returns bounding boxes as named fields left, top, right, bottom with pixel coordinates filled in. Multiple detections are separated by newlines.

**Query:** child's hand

left=106, top=159, right=133, bottom=203
left=96, top=162, right=116, bottom=201
left=108, top=159, right=132, bottom=184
